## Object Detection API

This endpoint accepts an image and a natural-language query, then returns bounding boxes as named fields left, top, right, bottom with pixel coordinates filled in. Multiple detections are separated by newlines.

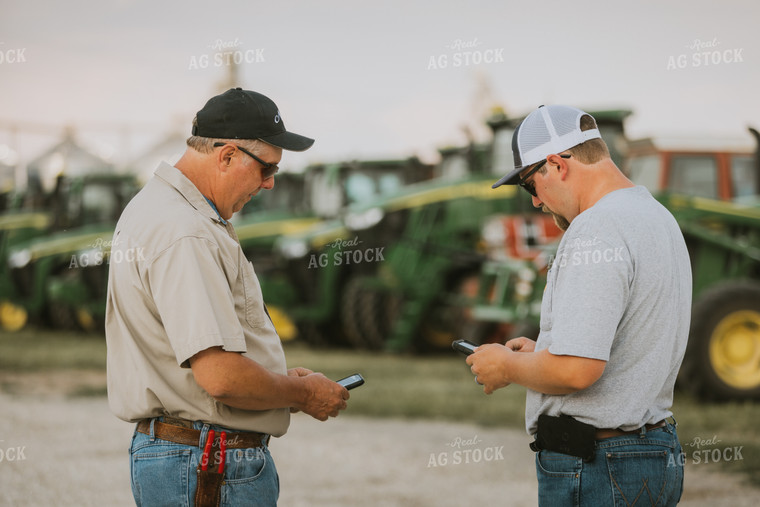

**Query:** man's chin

left=552, top=213, right=570, bottom=231
left=542, top=205, right=570, bottom=231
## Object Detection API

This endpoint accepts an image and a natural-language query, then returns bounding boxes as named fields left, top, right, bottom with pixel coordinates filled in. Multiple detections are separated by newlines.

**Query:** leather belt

left=595, top=420, right=667, bottom=440
left=136, top=419, right=268, bottom=449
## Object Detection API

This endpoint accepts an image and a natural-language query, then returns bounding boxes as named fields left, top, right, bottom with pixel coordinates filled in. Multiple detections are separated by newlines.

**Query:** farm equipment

left=264, top=157, right=433, bottom=345
left=626, top=128, right=760, bottom=400
left=1, top=173, right=140, bottom=331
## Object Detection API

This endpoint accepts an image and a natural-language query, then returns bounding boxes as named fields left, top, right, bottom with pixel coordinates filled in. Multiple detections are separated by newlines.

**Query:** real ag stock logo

left=668, top=434, right=744, bottom=467
left=307, top=236, right=385, bottom=269
left=666, top=37, right=744, bottom=70
left=188, top=38, right=265, bottom=70
left=0, top=440, right=27, bottom=463
left=0, top=42, right=27, bottom=65
left=427, top=434, right=505, bottom=468
left=427, top=38, right=504, bottom=70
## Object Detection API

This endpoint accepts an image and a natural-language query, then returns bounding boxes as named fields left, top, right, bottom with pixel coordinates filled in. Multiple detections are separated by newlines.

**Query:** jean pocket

left=535, top=451, right=581, bottom=506
left=221, top=448, right=278, bottom=507
left=605, top=450, right=676, bottom=506
left=131, top=447, right=193, bottom=507
left=536, top=450, right=581, bottom=476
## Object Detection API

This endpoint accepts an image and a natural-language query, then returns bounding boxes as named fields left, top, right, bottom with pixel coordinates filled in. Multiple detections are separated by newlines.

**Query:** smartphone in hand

left=337, top=373, right=365, bottom=390
left=452, top=339, right=478, bottom=356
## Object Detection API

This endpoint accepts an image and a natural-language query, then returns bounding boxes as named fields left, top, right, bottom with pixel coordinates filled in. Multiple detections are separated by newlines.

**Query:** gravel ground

left=0, top=389, right=758, bottom=506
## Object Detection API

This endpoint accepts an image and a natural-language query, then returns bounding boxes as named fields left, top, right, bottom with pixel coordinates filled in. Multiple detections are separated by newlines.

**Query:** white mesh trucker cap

left=491, top=105, right=601, bottom=189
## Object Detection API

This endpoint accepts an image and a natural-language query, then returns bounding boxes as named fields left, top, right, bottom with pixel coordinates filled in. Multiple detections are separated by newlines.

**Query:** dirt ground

left=0, top=372, right=758, bottom=506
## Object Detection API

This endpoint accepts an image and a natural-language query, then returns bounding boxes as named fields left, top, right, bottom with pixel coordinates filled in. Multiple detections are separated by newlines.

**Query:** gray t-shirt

left=525, top=185, right=691, bottom=434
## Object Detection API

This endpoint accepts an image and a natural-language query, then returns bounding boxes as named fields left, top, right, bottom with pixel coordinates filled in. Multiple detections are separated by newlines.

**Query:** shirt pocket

left=240, top=260, right=266, bottom=328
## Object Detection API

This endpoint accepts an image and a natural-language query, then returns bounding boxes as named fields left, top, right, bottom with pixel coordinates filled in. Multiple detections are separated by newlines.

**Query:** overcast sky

left=1, top=0, right=758, bottom=173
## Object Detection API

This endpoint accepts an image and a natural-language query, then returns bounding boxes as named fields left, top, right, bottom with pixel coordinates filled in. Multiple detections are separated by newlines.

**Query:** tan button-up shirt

left=105, top=162, right=289, bottom=436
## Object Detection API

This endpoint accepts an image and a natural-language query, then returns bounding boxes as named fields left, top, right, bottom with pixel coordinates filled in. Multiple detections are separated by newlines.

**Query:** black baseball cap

left=192, top=88, right=315, bottom=152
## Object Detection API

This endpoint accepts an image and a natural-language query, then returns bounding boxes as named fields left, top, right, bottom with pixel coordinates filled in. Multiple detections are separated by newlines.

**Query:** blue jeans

left=535, top=421, right=683, bottom=506
left=130, top=418, right=279, bottom=506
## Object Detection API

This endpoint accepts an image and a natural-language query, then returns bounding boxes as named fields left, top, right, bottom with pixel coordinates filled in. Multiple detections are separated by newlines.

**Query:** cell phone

left=452, top=339, right=478, bottom=356
left=337, top=373, right=365, bottom=390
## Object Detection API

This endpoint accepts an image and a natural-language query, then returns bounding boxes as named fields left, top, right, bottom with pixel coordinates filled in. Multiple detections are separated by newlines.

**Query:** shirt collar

left=153, top=162, right=227, bottom=226
left=203, top=196, right=228, bottom=225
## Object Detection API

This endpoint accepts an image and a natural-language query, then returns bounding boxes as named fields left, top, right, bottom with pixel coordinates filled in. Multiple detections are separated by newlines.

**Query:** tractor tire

left=357, top=290, right=402, bottom=351
left=296, top=322, right=331, bottom=348
left=340, top=276, right=395, bottom=350
left=45, top=301, right=78, bottom=330
left=681, top=281, right=760, bottom=401
left=340, top=276, right=373, bottom=349
left=419, top=273, right=482, bottom=352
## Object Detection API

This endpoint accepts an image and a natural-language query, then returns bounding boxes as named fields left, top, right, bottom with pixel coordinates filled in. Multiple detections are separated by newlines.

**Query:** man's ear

left=215, top=144, right=235, bottom=168
left=547, top=154, right=570, bottom=181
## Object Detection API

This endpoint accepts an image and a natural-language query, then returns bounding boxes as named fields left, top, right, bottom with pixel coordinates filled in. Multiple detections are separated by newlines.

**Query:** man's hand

left=294, top=372, right=350, bottom=421
left=287, top=367, right=314, bottom=413
left=465, top=343, right=514, bottom=395
left=465, top=339, right=607, bottom=395
left=288, top=367, right=314, bottom=377
left=505, top=337, right=536, bottom=353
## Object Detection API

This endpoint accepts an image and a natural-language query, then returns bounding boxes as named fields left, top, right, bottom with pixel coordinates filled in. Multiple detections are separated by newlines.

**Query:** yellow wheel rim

left=266, top=305, right=298, bottom=342
left=76, top=308, right=97, bottom=332
left=0, top=301, right=28, bottom=332
left=708, top=310, right=760, bottom=390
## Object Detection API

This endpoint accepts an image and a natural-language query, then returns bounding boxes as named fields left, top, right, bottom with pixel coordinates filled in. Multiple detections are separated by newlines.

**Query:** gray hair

left=186, top=116, right=264, bottom=163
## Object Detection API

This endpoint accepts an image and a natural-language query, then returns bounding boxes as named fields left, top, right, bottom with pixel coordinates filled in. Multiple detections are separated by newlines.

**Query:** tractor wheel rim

left=708, top=310, right=760, bottom=390
left=0, top=301, right=28, bottom=332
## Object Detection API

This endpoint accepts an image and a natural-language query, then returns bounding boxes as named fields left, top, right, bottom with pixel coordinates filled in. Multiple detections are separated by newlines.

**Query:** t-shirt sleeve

left=147, top=236, right=247, bottom=367
left=548, top=226, right=631, bottom=361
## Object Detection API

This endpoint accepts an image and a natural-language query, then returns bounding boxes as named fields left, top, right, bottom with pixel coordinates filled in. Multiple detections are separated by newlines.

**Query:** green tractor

left=0, top=210, right=52, bottom=330
left=266, top=156, right=434, bottom=346
left=2, top=173, right=140, bottom=331
left=335, top=141, right=529, bottom=352
left=232, top=171, right=321, bottom=341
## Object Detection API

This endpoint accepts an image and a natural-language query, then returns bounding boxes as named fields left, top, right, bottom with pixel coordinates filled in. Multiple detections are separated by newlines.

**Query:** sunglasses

left=213, top=142, right=279, bottom=179
left=518, top=154, right=571, bottom=197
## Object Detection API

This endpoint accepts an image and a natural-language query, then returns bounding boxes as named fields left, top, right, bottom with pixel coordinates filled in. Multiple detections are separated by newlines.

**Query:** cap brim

left=491, top=167, right=523, bottom=189
left=259, top=131, right=315, bottom=152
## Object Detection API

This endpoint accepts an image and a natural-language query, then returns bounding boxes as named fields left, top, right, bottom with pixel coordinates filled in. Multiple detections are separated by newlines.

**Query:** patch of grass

left=283, top=343, right=528, bottom=428
left=68, top=385, right=109, bottom=397
left=2, top=331, right=758, bottom=486
left=0, top=327, right=106, bottom=371
left=671, top=393, right=760, bottom=486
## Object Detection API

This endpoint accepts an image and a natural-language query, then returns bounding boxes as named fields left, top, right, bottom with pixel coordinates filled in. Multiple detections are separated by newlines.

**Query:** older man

left=105, top=88, right=348, bottom=506
left=467, top=105, right=690, bottom=506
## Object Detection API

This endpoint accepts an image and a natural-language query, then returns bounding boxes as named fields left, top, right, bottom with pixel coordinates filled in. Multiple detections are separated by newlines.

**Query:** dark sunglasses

left=518, top=154, right=571, bottom=197
left=213, top=142, right=279, bottom=179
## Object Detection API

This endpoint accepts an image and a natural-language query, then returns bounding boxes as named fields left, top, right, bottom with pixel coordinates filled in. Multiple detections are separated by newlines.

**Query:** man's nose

left=261, top=176, right=275, bottom=190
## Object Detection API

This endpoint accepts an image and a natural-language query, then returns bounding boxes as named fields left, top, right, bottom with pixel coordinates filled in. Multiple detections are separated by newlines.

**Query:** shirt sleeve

left=548, top=226, right=632, bottom=361
left=147, top=236, right=247, bottom=367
